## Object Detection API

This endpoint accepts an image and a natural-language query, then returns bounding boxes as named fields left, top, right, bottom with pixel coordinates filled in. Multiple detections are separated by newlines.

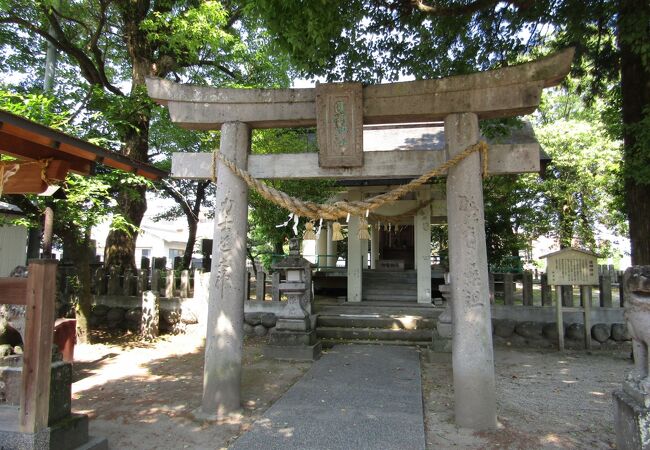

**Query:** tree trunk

left=104, top=183, right=147, bottom=270
left=619, top=0, right=650, bottom=265
left=61, top=229, right=93, bottom=344
left=181, top=215, right=198, bottom=270
left=104, top=3, right=153, bottom=270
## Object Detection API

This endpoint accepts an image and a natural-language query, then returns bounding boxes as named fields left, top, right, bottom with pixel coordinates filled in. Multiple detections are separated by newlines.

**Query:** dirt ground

left=72, top=327, right=631, bottom=450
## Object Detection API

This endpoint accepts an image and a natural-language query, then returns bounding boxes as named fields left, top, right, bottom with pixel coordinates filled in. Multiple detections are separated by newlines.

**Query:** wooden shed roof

left=0, top=110, right=167, bottom=180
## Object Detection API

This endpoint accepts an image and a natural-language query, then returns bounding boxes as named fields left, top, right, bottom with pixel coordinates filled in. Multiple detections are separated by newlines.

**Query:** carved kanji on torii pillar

left=146, top=48, right=575, bottom=429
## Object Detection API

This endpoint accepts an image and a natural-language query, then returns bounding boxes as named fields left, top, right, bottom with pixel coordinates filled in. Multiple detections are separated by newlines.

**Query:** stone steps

left=315, top=303, right=440, bottom=348
left=317, top=326, right=433, bottom=342
left=314, top=302, right=442, bottom=318
left=362, top=270, right=419, bottom=302
left=320, top=338, right=432, bottom=349
left=317, top=314, right=437, bottom=330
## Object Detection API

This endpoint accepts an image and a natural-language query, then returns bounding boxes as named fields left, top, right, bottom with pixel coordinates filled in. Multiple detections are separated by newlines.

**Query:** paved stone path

left=229, top=345, right=425, bottom=450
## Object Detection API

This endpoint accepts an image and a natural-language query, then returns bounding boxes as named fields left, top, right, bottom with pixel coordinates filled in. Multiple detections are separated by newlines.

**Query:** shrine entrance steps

left=362, top=270, right=417, bottom=302
left=314, top=301, right=442, bottom=348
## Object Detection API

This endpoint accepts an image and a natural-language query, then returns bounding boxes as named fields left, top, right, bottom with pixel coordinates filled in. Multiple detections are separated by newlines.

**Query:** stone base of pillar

left=613, top=383, right=650, bottom=450
left=436, top=304, right=452, bottom=339
left=264, top=342, right=322, bottom=361
left=264, top=316, right=322, bottom=361
left=431, top=329, right=452, bottom=353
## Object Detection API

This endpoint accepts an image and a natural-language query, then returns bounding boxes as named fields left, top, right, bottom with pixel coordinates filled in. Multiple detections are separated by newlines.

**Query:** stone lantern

left=264, top=238, right=322, bottom=361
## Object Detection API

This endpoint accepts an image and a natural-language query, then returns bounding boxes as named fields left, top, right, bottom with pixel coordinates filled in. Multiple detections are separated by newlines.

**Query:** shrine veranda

left=146, top=49, right=574, bottom=430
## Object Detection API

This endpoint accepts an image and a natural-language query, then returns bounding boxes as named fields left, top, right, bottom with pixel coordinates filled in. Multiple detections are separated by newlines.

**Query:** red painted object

left=53, top=318, right=76, bottom=362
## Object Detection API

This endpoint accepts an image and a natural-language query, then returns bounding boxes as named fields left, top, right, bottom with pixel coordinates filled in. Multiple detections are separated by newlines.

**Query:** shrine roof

left=0, top=110, right=167, bottom=180
left=540, top=248, right=599, bottom=259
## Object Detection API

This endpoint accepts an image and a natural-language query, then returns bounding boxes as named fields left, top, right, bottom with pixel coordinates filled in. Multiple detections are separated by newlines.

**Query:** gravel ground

left=72, top=328, right=632, bottom=450
left=422, top=345, right=632, bottom=449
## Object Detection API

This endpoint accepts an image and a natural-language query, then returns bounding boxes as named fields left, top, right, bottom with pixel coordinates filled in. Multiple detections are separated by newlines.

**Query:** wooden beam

left=0, top=131, right=91, bottom=174
left=20, top=259, right=58, bottom=433
left=148, top=48, right=574, bottom=130
left=0, top=278, right=27, bottom=305
left=2, top=160, right=71, bottom=194
left=171, top=143, right=539, bottom=180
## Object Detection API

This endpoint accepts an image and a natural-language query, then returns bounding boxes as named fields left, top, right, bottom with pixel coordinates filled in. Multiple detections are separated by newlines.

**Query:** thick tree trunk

left=104, top=3, right=152, bottom=270
left=104, top=183, right=147, bottom=270
left=61, top=229, right=93, bottom=344
left=619, top=0, right=650, bottom=265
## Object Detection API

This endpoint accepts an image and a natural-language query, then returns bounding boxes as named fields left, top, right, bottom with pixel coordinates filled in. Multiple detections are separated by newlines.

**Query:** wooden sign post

left=542, top=248, right=598, bottom=351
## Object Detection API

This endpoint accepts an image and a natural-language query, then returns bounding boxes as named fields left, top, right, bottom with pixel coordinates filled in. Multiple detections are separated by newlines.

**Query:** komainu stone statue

left=613, top=266, right=650, bottom=450
left=624, top=266, right=650, bottom=393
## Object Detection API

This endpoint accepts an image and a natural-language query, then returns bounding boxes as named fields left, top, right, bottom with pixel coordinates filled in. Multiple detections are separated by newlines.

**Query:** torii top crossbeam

left=146, top=48, right=573, bottom=130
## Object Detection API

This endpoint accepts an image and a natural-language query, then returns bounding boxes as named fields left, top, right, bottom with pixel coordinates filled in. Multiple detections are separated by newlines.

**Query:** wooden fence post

left=503, top=273, right=514, bottom=305
left=561, top=285, right=574, bottom=307
left=165, top=269, right=175, bottom=298
left=151, top=269, right=161, bottom=295
left=179, top=270, right=190, bottom=298
left=599, top=274, right=612, bottom=307
left=108, top=266, right=120, bottom=295
left=272, top=272, right=280, bottom=302
left=522, top=271, right=534, bottom=306
left=582, top=285, right=592, bottom=351
left=541, top=273, right=552, bottom=306
left=255, top=263, right=266, bottom=301
left=618, top=273, right=625, bottom=307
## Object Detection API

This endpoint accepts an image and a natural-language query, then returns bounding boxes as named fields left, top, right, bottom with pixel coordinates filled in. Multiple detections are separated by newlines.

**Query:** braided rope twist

left=215, top=141, right=489, bottom=221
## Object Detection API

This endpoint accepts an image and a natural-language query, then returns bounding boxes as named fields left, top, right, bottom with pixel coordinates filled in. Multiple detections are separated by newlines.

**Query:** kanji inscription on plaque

left=316, top=82, right=363, bottom=168
left=543, top=248, right=598, bottom=286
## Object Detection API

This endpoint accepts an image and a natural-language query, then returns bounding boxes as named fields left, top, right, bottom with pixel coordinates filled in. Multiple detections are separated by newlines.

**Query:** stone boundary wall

left=491, top=305, right=629, bottom=350
left=89, top=295, right=206, bottom=334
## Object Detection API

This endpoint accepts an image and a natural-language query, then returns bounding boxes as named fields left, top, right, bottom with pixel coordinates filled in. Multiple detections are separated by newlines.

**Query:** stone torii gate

left=146, top=49, right=573, bottom=430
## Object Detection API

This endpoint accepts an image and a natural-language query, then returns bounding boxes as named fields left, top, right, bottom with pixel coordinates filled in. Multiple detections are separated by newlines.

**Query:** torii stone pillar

left=347, top=192, right=363, bottom=302
left=326, top=223, right=336, bottom=268
left=415, top=188, right=432, bottom=304
left=316, top=226, right=328, bottom=267
left=445, top=113, right=497, bottom=430
left=200, top=121, right=250, bottom=418
left=370, top=226, right=379, bottom=269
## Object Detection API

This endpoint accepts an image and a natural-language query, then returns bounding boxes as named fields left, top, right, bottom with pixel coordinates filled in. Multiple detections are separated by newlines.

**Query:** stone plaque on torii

left=146, top=48, right=574, bottom=430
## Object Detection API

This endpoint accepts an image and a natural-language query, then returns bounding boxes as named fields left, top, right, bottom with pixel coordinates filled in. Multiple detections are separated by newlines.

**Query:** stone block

left=493, top=319, right=516, bottom=338
left=613, top=389, right=650, bottom=450
left=269, top=329, right=318, bottom=347
left=244, top=312, right=263, bottom=326
left=92, top=305, right=110, bottom=317
left=106, top=307, right=125, bottom=324
left=566, top=323, right=585, bottom=341
left=263, top=342, right=322, bottom=361
left=125, top=307, right=143, bottom=324
left=0, top=359, right=72, bottom=424
left=591, top=323, right=611, bottom=343
left=160, top=309, right=181, bottom=325
left=612, top=323, right=631, bottom=342
left=0, top=412, right=107, bottom=450
left=243, top=323, right=254, bottom=336
left=141, top=291, right=159, bottom=341
left=542, top=322, right=564, bottom=341
left=260, top=313, right=277, bottom=328
left=514, top=321, right=543, bottom=339
left=275, top=317, right=310, bottom=332
left=253, top=325, right=267, bottom=337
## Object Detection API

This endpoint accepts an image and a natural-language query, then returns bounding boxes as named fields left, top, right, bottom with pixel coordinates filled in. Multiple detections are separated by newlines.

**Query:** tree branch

left=405, top=0, right=505, bottom=16
left=159, top=179, right=198, bottom=223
